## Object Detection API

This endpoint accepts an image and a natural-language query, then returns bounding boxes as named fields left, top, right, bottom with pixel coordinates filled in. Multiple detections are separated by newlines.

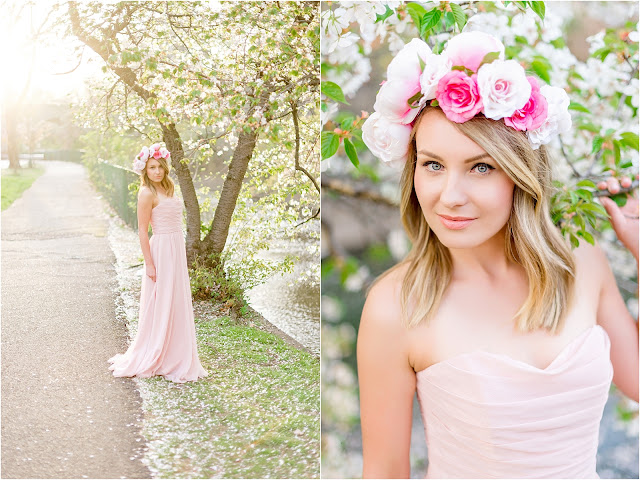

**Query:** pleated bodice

left=150, top=195, right=183, bottom=234
left=416, top=325, right=613, bottom=479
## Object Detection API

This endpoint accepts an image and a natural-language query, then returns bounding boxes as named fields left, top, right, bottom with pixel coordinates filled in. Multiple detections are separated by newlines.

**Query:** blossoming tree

left=65, top=1, right=319, bottom=276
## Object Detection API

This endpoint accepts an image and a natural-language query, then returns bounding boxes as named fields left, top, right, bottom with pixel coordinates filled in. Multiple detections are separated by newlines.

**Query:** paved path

left=1, top=161, right=150, bottom=479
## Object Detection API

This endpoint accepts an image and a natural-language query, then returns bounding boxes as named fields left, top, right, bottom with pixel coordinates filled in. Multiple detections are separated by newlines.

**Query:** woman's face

left=413, top=109, right=515, bottom=250
left=145, top=158, right=165, bottom=183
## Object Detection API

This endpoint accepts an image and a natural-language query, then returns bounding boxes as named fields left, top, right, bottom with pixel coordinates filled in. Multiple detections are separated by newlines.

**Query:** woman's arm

left=137, top=188, right=156, bottom=282
left=357, top=274, right=416, bottom=478
left=591, top=195, right=639, bottom=401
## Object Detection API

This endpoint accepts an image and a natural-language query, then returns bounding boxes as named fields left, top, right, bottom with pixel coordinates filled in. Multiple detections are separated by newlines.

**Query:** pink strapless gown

left=416, top=325, right=612, bottom=478
left=108, top=195, right=208, bottom=383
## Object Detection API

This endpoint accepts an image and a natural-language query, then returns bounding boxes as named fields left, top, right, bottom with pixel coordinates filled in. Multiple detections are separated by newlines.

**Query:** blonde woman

left=109, top=143, right=207, bottom=383
left=358, top=32, right=638, bottom=478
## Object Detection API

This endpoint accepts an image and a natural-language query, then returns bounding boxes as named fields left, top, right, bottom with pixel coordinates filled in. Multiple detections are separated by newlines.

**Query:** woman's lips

left=437, top=214, right=476, bottom=230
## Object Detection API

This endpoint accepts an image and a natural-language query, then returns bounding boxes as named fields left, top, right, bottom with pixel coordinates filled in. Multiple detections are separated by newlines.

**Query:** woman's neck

left=447, top=228, right=516, bottom=282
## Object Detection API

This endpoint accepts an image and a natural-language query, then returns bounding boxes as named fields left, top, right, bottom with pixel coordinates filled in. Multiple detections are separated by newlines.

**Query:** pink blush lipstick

left=437, top=214, right=476, bottom=230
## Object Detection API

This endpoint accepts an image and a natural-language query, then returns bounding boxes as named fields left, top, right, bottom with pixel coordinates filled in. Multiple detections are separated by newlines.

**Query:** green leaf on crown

left=407, top=91, right=424, bottom=108
left=478, top=51, right=501, bottom=70
left=451, top=65, right=475, bottom=76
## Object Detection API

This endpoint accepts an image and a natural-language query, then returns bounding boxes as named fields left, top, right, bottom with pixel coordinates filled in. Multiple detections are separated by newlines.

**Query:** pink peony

left=504, top=77, right=548, bottom=131
left=153, top=149, right=162, bottom=159
left=373, top=78, right=423, bottom=124
left=442, top=31, right=505, bottom=73
left=435, top=71, right=484, bottom=123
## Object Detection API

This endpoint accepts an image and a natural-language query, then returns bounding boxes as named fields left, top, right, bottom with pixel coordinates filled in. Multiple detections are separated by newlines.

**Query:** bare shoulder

left=138, top=186, right=154, bottom=204
left=360, top=262, right=409, bottom=333
left=572, top=239, right=609, bottom=274
left=138, top=186, right=153, bottom=200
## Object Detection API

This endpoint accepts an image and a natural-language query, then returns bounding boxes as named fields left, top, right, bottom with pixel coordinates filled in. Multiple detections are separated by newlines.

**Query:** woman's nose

left=439, top=173, right=468, bottom=208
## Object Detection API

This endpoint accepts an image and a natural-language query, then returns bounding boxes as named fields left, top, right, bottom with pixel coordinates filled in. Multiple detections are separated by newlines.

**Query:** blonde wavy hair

left=383, top=106, right=576, bottom=334
left=140, top=155, right=175, bottom=198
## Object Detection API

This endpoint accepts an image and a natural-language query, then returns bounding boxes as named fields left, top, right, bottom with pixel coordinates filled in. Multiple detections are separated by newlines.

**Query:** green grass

left=136, top=311, right=320, bottom=479
left=1, top=167, right=44, bottom=210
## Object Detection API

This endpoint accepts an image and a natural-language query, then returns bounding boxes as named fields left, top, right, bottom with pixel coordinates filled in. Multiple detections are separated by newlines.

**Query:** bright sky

left=0, top=1, right=102, bottom=105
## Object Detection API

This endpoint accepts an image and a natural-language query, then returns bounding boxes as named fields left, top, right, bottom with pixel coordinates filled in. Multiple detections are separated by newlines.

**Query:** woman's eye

left=424, top=161, right=443, bottom=172
left=472, top=163, right=494, bottom=175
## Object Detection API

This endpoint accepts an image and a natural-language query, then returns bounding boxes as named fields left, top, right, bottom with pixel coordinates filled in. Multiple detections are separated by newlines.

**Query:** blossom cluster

left=132, top=143, right=171, bottom=175
left=362, top=31, right=573, bottom=167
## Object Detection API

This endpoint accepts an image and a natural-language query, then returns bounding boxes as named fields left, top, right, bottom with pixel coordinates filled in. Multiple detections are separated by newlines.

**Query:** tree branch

left=322, top=177, right=398, bottom=207
left=291, top=100, right=320, bottom=194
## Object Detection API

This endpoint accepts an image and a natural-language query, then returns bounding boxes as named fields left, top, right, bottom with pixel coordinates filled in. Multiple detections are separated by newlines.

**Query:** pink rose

left=504, top=77, right=548, bottom=131
left=442, top=31, right=505, bottom=73
left=373, top=78, right=422, bottom=124
left=435, top=71, right=484, bottom=123
left=153, top=150, right=162, bottom=159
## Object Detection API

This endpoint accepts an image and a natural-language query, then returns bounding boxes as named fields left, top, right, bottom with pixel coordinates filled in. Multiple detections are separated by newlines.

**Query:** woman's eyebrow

left=417, top=150, right=491, bottom=164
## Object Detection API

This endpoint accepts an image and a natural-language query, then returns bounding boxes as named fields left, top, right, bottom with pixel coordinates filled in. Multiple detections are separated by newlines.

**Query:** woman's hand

left=146, top=264, right=157, bottom=282
left=597, top=177, right=639, bottom=261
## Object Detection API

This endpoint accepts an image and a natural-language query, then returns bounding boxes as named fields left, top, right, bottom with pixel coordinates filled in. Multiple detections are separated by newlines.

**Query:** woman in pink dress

left=358, top=32, right=638, bottom=478
left=108, top=143, right=208, bottom=383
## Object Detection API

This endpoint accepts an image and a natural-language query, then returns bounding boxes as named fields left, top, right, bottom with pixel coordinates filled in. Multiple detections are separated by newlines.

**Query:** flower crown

left=362, top=31, right=572, bottom=168
left=132, top=143, right=171, bottom=175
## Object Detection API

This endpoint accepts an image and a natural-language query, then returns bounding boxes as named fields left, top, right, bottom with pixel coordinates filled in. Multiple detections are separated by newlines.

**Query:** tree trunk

left=4, top=105, right=21, bottom=170
left=160, top=122, right=202, bottom=264
left=201, top=127, right=259, bottom=264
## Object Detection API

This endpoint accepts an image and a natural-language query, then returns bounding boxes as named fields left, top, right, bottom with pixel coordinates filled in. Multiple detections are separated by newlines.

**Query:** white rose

left=133, top=159, right=147, bottom=174
left=373, top=78, right=422, bottom=125
left=386, top=38, right=431, bottom=82
left=477, top=59, right=531, bottom=119
left=362, top=112, right=412, bottom=168
left=159, top=147, right=170, bottom=158
left=419, top=53, right=452, bottom=100
left=527, top=85, right=572, bottom=150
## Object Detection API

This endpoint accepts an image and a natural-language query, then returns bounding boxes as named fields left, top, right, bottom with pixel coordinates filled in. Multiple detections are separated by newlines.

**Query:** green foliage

left=136, top=309, right=319, bottom=479
left=321, top=131, right=340, bottom=159
left=190, top=254, right=246, bottom=310
left=322, top=81, right=348, bottom=104
left=343, top=138, right=359, bottom=168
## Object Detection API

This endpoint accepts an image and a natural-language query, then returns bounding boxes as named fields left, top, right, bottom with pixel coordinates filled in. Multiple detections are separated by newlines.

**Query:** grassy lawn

left=1, top=167, right=45, bottom=210
left=135, top=306, right=320, bottom=479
